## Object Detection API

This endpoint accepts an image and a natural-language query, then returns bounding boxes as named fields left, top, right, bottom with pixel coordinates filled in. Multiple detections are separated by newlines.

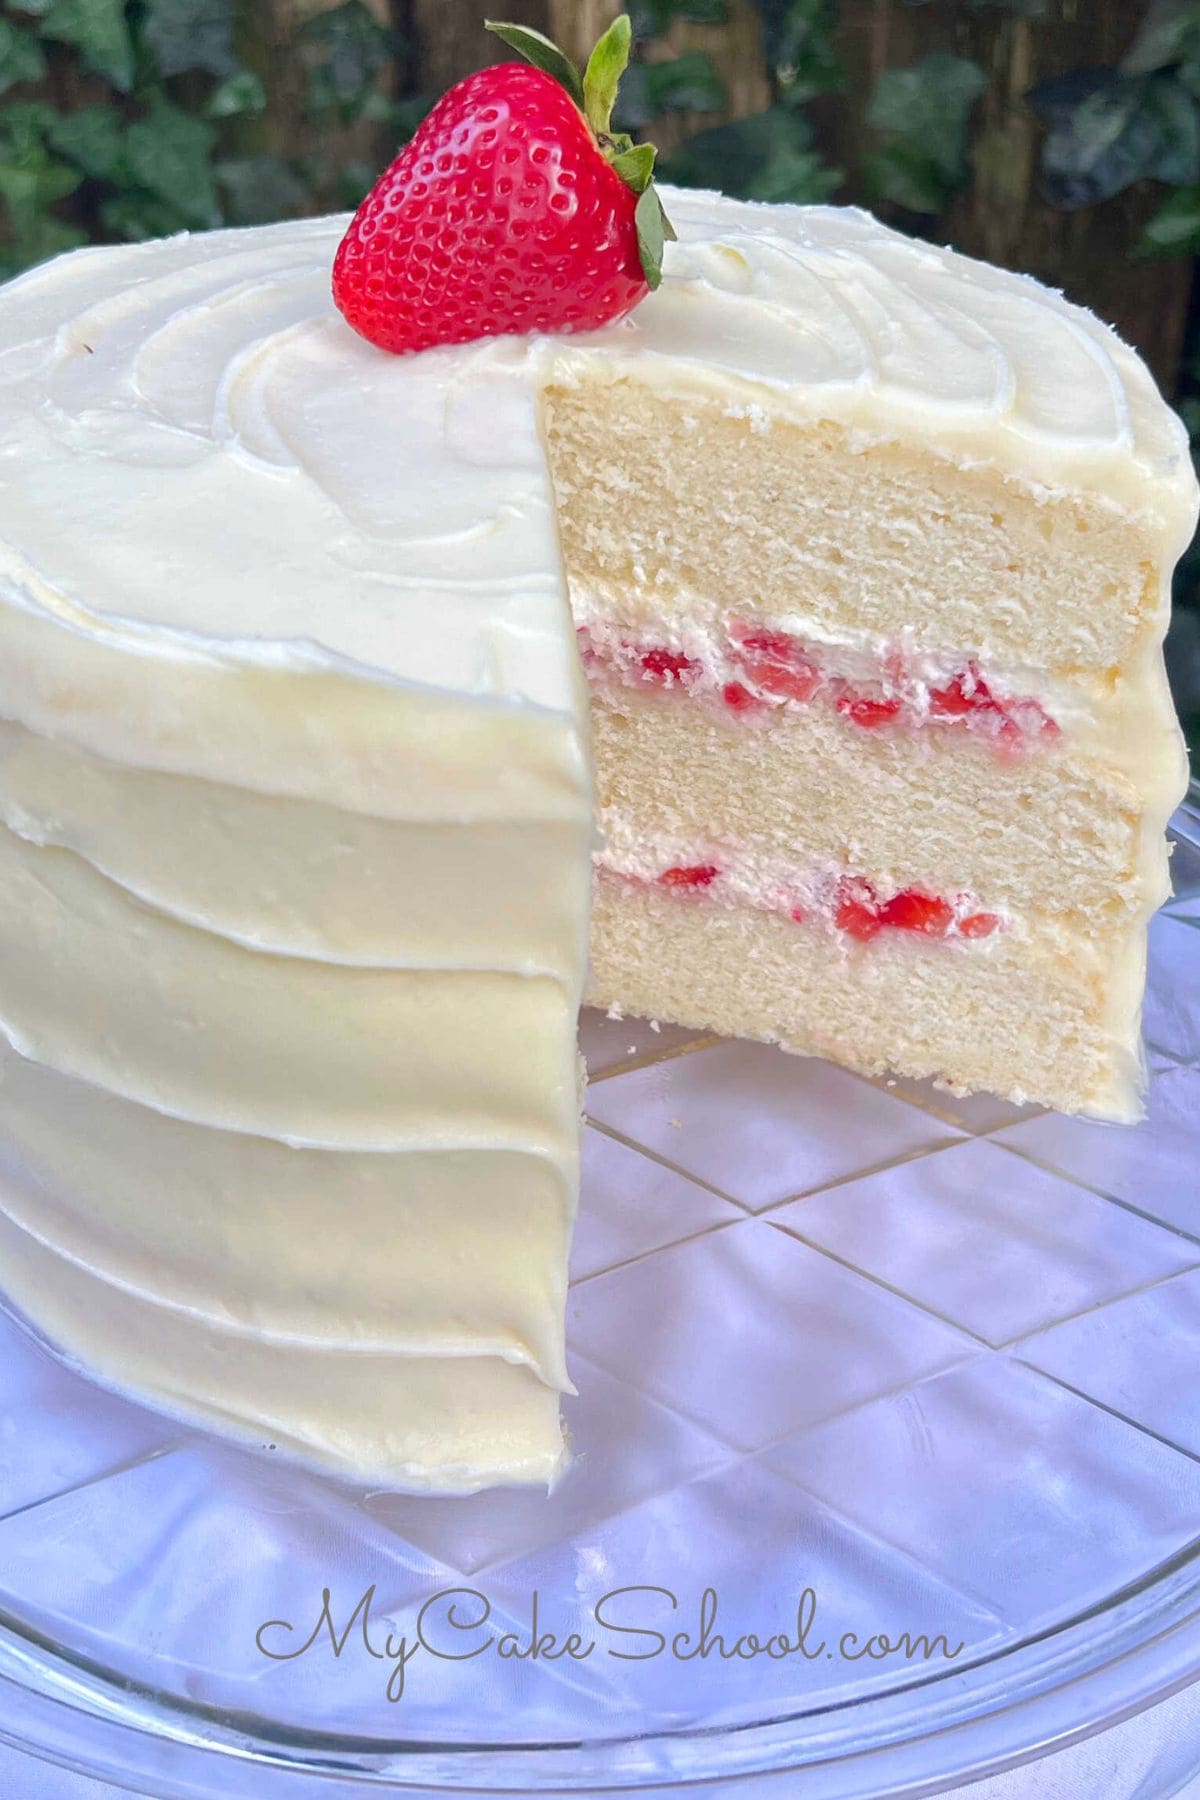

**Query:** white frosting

left=0, top=189, right=1192, bottom=1485
left=0, top=211, right=597, bottom=1492
left=0, top=718, right=586, bottom=971
left=0, top=191, right=1191, bottom=731
left=563, top=192, right=1197, bottom=553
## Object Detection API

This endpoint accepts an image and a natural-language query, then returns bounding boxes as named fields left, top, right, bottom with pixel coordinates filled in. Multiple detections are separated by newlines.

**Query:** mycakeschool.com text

left=255, top=1584, right=966, bottom=1703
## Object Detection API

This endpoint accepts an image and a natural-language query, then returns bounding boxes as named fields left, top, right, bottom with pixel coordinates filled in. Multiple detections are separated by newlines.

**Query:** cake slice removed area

left=543, top=353, right=1191, bottom=1121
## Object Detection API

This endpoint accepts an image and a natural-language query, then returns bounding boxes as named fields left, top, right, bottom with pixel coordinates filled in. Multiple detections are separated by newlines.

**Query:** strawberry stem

left=485, top=11, right=675, bottom=290
left=582, top=14, right=631, bottom=139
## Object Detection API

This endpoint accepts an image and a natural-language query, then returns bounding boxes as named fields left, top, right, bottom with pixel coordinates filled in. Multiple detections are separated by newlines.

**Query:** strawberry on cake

left=0, top=15, right=1191, bottom=1492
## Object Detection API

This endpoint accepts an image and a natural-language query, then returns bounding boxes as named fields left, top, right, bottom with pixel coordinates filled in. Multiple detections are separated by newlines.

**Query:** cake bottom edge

left=588, top=879, right=1145, bottom=1124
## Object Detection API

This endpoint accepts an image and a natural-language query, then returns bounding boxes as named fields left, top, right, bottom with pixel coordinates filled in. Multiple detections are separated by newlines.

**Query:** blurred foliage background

left=2, top=0, right=1200, bottom=763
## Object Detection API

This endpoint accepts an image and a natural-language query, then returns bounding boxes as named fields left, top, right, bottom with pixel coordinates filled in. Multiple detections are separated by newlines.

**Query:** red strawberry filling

left=659, top=863, right=720, bottom=888
left=835, top=693, right=904, bottom=729
left=878, top=889, right=956, bottom=935
left=579, top=621, right=1059, bottom=755
left=928, top=672, right=978, bottom=716
left=633, top=860, right=1004, bottom=944
left=737, top=656, right=821, bottom=705
left=639, top=647, right=700, bottom=686
left=835, top=891, right=884, bottom=942
left=830, top=877, right=999, bottom=943
left=959, top=910, right=1003, bottom=938
left=730, top=628, right=822, bottom=705
left=722, top=680, right=767, bottom=713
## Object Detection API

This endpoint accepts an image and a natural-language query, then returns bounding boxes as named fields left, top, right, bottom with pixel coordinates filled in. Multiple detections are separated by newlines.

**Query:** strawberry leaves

left=610, top=141, right=657, bottom=191
left=635, top=181, right=675, bottom=288
left=583, top=14, right=632, bottom=138
left=483, top=21, right=584, bottom=110
left=486, top=10, right=675, bottom=289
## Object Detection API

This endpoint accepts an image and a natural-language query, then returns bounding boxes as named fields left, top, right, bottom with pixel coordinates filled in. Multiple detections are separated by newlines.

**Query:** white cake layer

left=589, top=880, right=1147, bottom=1121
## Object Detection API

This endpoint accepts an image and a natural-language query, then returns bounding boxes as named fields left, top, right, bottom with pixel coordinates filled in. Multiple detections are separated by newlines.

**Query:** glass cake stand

left=1, top=801, right=1199, bottom=1800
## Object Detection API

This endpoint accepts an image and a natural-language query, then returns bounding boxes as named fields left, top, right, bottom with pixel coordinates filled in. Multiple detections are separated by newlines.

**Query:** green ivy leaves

left=755, top=0, right=844, bottom=104
left=658, top=0, right=840, bottom=202
left=1030, top=70, right=1200, bottom=208
left=0, top=0, right=411, bottom=270
left=1142, top=181, right=1200, bottom=252
left=0, top=101, right=83, bottom=273
left=0, top=20, right=47, bottom=95
left=616, top=51, right=727, bottom=130
left=36, top=0, right=134, bottom=92
left=664, top=104, right=840, bottom=204
left=46, top=103, right=124, bottom=179
left=629, top=0, right=727, bottom=43
left=215, top=154, right=308, bottom=226
left=1021, top=3, right=1200, bottom=252
left=142, top=0, right=239, bottom=82
left=8, top=0, right=1200, bottom=283
left=207, top=71, right=267, bottom=121
left=866, top=53, right=987, bottom=214
left=126, top=104, right=220, bottom=227
left=1125, top=0, right=1200, bottom=86
left=301, top=2, right=398, bottom=123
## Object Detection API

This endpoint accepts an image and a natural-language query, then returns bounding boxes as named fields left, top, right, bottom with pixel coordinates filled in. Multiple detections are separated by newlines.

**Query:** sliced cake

left=0, top=16, right=1191, bottom=1491
left=543, top=191, right=1194, bottom=1118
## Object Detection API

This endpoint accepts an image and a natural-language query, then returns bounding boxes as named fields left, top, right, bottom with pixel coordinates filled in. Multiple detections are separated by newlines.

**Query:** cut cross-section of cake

left=0, top=177, right=1191, bottom=1491
left=543, top=193, right=1194, bottom=1120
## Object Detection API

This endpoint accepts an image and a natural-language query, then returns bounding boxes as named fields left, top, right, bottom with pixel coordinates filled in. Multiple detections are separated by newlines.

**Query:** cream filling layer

left=578, top=609, right=1063, bottom=752
left=596, top=841, right=1006, bottom=945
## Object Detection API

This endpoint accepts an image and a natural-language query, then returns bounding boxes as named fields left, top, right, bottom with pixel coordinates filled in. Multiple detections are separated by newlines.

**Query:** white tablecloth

left=4, top=1676, right=1200, bottom=1799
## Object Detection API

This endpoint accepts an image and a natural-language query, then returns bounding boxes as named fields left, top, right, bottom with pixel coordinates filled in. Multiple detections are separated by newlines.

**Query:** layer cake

left=0, top=189, right=1191, bottom=1489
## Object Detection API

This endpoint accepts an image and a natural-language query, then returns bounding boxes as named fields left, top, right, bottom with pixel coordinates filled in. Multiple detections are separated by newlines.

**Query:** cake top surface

left=0, top=188, right=1193, bottom=711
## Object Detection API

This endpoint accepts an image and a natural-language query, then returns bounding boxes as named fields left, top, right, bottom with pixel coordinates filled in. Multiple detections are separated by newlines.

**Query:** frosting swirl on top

left=567, top=192, right=1193, bottom=542
left=0, top=188, right=1193, bottom=723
